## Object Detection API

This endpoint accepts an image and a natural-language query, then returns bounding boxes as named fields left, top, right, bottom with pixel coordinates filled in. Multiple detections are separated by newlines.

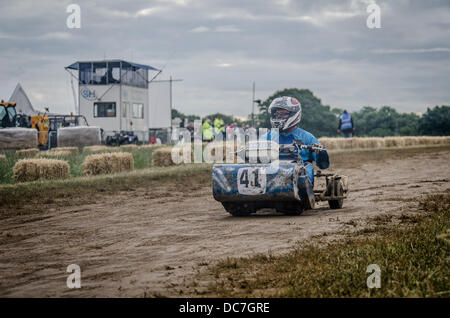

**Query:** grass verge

left=0, top=146, right=162, bottom=184
left=0, top=163, right=212, bottom=217
left=197, top=192, right=449, bottom=297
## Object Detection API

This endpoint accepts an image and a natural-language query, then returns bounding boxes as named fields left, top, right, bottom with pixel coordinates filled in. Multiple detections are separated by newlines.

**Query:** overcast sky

left=0, top=0, right=449, bottom=118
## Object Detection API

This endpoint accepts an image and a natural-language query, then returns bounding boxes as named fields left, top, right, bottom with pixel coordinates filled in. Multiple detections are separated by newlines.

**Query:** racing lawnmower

left=212, top=140, right=348, bottom=216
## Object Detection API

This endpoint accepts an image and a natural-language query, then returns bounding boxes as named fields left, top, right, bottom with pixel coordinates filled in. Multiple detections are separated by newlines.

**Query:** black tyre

left=328, top=181, right=344, bottom=209
left=278, top=203, right=304, bottom=216
left=222, top=202, right=253, bottom=217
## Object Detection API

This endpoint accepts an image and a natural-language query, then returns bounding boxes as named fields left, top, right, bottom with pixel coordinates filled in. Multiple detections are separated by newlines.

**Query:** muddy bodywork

left=212, top=161, right=315, bottom=210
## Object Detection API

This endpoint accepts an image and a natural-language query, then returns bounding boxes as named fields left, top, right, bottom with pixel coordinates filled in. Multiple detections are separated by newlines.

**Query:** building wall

left=121, top=85, right=148, bottom=133
left=79, top=84, right=148, bottom=138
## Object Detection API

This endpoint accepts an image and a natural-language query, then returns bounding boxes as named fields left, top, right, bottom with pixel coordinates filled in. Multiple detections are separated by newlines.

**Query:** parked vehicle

left=105, top=130, right=139, bottom=146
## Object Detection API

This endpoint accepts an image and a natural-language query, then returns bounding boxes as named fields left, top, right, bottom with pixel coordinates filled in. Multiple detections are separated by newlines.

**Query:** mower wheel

left=328, top=180, right=344, bottom=209
left=222, top=202, right=253, bottom=217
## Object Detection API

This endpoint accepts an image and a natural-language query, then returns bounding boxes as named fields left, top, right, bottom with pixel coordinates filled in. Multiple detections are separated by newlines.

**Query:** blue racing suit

left=262, top=128, right=330, bottom=184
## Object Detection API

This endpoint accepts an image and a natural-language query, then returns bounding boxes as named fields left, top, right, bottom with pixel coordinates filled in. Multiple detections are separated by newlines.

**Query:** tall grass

left=0, top=152, right=16, bottom=184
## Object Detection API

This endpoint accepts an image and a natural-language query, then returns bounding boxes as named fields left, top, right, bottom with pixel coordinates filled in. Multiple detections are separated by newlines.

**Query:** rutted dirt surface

left=0, top=149, right=449, bottom=297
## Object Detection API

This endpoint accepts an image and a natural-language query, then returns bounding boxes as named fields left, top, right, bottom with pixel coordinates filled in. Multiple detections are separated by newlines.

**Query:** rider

left=263, top=96, right=329, bottom=185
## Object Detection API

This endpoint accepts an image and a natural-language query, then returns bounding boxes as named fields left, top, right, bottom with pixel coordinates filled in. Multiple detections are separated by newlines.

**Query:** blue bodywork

left=213, top=128, right=330, bottom=212
left=212, top=161, right=315, bottom=210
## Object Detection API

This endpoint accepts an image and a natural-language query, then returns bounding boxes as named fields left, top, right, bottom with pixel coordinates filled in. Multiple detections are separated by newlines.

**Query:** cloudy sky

left=0, top=0, right=449, bottom=118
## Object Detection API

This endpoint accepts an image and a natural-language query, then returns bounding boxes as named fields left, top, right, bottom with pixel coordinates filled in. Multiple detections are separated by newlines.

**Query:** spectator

left=186, top=122, right=194, bottom=141
left=214, top=115, right=225, bottom=138
left=202, top=119, right=214, bottom=141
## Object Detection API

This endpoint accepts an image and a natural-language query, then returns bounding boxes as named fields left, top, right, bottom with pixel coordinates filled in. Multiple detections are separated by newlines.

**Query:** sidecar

left=212, top=141, right=348, bottom=216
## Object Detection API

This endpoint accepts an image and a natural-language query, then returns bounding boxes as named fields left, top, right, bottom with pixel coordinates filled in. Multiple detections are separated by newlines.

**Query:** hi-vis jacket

left=214, top=118, right=225, bottom=134
left=339, top=113, right=353, bottom=130
left=202, top=121, right=214, bottom=140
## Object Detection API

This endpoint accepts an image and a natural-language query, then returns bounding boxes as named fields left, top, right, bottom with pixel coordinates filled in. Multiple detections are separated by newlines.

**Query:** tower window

left=94, top=102, right=116, bottom=117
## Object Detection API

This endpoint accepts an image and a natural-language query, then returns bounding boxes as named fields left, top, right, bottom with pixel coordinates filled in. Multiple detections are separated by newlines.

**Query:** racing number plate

left=237, top=167, right=266, bottom=195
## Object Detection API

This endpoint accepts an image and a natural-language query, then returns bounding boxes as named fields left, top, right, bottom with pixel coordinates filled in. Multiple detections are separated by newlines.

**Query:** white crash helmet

left=268, top=96, right=302, bottom=131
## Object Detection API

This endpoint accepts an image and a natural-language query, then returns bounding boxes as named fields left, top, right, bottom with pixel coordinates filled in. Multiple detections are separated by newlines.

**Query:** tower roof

left=66, top=60, right=159, bottom=71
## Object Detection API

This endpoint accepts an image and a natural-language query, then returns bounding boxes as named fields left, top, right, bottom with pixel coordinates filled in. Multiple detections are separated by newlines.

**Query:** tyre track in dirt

left=0, top=150, right=449, bottom=297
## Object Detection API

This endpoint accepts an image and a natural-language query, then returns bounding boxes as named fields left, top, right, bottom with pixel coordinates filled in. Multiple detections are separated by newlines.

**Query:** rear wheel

left=222, top=202, right=254, bottom=217
left=328, top=180, right=344, bottom=209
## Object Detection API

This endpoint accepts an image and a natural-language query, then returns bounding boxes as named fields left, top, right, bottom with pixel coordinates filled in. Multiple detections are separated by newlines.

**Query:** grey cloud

left=0, top=0, right=449, bottom=116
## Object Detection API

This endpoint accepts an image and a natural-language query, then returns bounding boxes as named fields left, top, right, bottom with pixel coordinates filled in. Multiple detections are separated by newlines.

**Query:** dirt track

left=1, top=149, right=449, bottom=297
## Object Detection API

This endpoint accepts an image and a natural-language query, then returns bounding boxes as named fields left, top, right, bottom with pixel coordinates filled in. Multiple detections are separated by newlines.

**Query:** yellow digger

left=1, top=100, right=49, bottom=147
left=1, top=100, right=89, bottom=149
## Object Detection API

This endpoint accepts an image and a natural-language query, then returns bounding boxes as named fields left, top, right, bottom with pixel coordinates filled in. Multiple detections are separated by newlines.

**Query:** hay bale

left=319, top=136, right=450, bottom=150
left=318, top=138, right=337, bottom=150
left=355, top=137, right=385, bottom=149
left=320, top=136, right=450, bottom=150
left=205, top=141, right=238, bottom=162
left=445, top=136, right=450, bottom=145
left=152, top=147, right=176, bottom=166
left=49, top=147, right=79, bottom=155
left=0, top=128, right=38, bottom=150
left=384, top=137, right=404, bottom=148
left=82, top=152, right=134, bottom=176
left=40, top=150, right=72, bottom=159
left=57, top=126, right=101, bottom=148
left=403, top=137, right=419, bottom=147
left=420, top=136, right=444, bottom=146
left=13, top=158, right=70, bottom=182
left=151, top=142, right=238, bottom=166
left=15, top=148, right=39, bottom=158
left=320, top=137, right=386, bottom=150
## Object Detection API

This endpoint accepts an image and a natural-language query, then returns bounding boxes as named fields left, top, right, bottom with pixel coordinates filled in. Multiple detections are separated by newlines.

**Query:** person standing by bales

left=202, top=119, right=214, bottom=142
left=337, top=110, right=355, bottom=138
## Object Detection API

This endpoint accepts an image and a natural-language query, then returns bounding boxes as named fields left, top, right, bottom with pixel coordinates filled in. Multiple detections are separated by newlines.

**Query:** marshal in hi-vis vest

left=340, top=113, right=353, bottom=130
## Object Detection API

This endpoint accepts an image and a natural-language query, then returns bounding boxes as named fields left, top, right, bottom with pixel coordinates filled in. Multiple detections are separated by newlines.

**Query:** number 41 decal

left=237, top=167, right=266, bottom=195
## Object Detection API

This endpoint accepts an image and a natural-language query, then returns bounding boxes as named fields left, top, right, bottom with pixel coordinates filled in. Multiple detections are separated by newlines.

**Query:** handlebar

left=235, top=140, right=326, bottom=155
left=293, top=141, right=326, bottom=152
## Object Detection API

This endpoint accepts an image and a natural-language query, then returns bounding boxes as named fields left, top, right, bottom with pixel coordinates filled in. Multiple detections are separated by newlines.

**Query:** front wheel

left=328, top=180, right=344, bottom=209
left=222, top=202, right=254, bottom=217
left=277, top=202, right=304, bottom=216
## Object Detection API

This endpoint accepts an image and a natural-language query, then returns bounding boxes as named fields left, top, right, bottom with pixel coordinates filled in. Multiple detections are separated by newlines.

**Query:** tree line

left=172, top=88, right=450, bottom=137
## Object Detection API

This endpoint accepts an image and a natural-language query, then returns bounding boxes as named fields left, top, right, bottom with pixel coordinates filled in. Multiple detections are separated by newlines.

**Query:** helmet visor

left=272, top=108, right=290, bottom=118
